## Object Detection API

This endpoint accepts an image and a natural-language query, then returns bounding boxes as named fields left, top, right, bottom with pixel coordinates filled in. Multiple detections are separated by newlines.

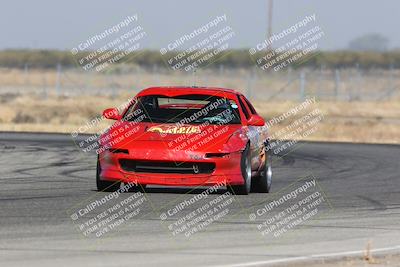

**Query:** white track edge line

left=210, top=245, right=400, bottom=267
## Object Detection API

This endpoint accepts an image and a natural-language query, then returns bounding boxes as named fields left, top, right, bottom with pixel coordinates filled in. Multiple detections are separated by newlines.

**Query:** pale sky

left=1, top=0, right=399, bottom=51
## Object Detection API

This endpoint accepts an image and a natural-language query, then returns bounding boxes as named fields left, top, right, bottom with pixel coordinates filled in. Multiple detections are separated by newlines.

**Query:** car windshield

left=123, top=94, right=241, bottom=124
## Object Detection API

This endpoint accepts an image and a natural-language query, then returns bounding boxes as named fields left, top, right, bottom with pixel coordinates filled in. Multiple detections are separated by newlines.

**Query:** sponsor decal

left=147, top=125, right=201, bottom=134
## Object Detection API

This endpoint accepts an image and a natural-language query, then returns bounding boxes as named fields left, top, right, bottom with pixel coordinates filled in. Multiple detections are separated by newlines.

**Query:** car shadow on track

left=92, top=187, right=228, bottom=195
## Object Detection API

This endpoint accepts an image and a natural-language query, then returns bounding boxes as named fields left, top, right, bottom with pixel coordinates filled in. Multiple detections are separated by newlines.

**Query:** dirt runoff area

left=279, top=254, right=400, bottom=267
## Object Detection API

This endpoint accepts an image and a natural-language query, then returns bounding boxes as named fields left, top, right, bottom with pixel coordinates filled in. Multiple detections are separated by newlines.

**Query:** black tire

left=96, top=156, right=121, bottom=192
left=251, top=148, right=272, bottom=193
left=228, top=143, right=251, bottom=195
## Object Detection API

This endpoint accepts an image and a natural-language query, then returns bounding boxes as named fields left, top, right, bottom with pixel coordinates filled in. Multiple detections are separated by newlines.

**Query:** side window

left=242, top=96, right=257, bottom=115
left=237, top=97, right=250, bottom=120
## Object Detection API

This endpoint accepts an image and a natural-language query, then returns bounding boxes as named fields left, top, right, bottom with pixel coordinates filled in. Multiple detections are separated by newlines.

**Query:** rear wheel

left=251, top=148, right=272, bottom=193
left=96, top=156, right=121, bottom=192
left=228, top=144, right=251, bottom=195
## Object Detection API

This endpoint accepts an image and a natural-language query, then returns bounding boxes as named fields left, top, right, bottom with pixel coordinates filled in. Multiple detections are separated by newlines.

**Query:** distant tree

left=348, top=33, right=389, bottom=52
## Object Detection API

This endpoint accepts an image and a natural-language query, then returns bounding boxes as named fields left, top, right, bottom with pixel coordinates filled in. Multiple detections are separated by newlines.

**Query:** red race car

left=97, top=86, right=272, bottom=195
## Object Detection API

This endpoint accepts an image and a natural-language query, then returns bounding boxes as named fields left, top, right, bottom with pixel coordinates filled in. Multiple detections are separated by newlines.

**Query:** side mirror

left=247, top=114, right=265, bottom=126
left=103, top=108, right=120, bottom=120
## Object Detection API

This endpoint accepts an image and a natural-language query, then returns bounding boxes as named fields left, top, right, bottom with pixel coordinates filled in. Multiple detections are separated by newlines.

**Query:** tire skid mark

left=357, top=195, right=387, bottom=211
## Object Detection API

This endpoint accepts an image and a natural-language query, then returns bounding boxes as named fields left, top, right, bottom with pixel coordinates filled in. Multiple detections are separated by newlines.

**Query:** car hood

left=100, top=122, right=243, bottom=152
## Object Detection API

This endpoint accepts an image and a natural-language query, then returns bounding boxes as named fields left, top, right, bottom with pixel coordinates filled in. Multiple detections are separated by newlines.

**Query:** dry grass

left=0, top=93, right=399, bottom=144
left=253, top=100, right=400, bottom=144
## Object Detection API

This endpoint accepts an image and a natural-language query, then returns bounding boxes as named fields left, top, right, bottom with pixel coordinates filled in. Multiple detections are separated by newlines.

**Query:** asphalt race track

left=0, top=132, right=399, bottom=267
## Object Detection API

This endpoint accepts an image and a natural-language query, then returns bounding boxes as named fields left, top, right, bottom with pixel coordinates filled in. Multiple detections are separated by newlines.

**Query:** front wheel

left=228, top=144, right=251, bottom=195
left=96, top=156, right=121, bottom=192
left=251, top=149, right=272, bottom=193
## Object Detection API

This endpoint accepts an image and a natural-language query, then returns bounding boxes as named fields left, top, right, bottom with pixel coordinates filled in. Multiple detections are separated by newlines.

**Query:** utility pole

left=55, top=63, right=62, bottom=96
left=267, top=0, right=274, bottom=50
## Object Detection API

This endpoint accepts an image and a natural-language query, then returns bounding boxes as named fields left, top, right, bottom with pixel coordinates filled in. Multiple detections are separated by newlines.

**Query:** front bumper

left=98, top=147, right=244, bottom=186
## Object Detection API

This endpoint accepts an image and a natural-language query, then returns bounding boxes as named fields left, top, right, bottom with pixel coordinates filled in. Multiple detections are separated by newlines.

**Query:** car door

left=238, top=95, right=264, bottom=170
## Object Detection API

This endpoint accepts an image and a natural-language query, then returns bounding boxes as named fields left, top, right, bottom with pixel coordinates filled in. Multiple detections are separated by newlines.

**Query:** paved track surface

left=0, top=132, right=399, bottom=267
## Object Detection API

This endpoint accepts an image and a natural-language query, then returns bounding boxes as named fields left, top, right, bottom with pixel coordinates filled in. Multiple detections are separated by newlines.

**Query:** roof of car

left=137, top=86, right=242, bottom=99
